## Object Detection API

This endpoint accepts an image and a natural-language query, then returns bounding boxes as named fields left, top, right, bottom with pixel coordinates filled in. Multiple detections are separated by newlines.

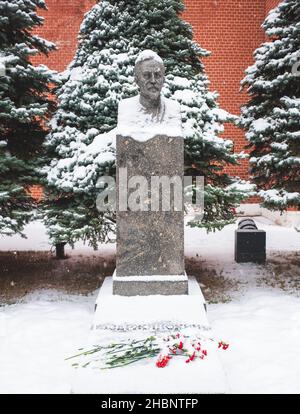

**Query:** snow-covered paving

left=0, top=287, right=300, bottom=394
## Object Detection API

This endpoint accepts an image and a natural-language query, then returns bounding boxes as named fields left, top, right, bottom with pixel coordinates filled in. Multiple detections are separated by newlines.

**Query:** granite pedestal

left=113, top=134, right=188, bottom=296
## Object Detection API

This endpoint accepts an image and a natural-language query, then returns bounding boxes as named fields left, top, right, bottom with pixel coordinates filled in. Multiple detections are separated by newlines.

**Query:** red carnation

left=156, top=355, right=172, bottom=368
left=186, top=352, right=196, bottom=363
left=218, top=341, right=229, bottom=350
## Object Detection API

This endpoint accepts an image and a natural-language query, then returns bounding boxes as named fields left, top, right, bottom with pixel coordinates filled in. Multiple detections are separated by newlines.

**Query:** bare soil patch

left=1, top=250, right=299, bottom=305
left=0, top=251, right=115, bottom=304
left=257, top=251, right=300, bottom=295
left=186, top=256, right=244, bottom=303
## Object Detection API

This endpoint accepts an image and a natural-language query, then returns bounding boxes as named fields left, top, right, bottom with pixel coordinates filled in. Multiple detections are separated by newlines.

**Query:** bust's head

left=134, top=50, right=165, bottom=104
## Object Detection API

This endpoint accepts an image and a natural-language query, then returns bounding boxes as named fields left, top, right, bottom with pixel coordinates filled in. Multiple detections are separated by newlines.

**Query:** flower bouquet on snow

left=66, top=333, right=229, bottom=369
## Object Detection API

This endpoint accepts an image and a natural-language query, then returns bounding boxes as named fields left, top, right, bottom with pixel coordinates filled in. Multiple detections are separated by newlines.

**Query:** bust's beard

left=139, top=91, right=162, bottom=110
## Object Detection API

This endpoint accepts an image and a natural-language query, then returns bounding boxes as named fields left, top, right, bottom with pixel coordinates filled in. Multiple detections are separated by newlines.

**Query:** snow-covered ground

left=0, top=218, right=299, bottom=394
left=0, top=291, right=95, bottom=394
left=2, top=215, right=299, bottom=255
left=210, top=290, right=300, bottom=394
left=1, top=287, right=299, bottom=394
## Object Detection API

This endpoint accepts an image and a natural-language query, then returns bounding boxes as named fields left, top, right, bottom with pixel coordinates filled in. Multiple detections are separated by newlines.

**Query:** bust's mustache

left=146, top=85, right=160, bottom=91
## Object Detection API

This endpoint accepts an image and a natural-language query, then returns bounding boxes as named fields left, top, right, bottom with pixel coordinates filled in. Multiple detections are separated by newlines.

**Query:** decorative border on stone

left=91, top=321, right=212, bottom=332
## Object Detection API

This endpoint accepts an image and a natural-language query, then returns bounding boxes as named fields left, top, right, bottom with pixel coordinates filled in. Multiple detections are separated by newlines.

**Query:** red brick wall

left=266, top=0, right=281, bottom=12
left=31, top=0, right=281, bottom=201
left=27, top=185, right=43, bottom=202
left=182, top=0, right=268, bottom=180
left=32, top=0, right=97, bottom=71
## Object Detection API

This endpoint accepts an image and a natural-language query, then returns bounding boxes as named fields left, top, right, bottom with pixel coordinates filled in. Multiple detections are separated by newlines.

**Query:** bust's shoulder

left=118, top=96, right=140, bottom=123
left=118, top=95, right=181, bottom=110
left=163, top=97, right=181, bottom=113
left=164, top=98, right=180, bottom=112
left=118, top=95, right=139, bottom=110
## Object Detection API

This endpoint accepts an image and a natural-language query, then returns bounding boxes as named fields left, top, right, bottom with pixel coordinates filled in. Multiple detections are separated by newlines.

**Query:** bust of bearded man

left=117, top=50, right=182, bottom=141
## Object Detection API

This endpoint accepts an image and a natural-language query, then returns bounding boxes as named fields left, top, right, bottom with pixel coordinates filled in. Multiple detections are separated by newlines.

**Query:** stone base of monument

left=70, top=276, right=229, bottom=394
left=112, top=271, right=189, bottom=296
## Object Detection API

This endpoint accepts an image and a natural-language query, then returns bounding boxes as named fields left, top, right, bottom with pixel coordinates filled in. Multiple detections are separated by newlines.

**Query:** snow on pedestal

left=70, top=277, right=229, bottom=394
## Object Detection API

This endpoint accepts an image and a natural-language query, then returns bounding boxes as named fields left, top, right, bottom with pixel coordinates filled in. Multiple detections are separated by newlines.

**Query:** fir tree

left=0, top=0, right=57, bottom=236
left=241, top=0, right=300, bottom=211
left=44, top=0, right=249, bottom=248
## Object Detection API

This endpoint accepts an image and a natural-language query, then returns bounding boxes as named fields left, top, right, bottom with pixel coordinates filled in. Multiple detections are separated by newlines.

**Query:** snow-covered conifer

left=0, top=0, right=57, bottom=236
left=241, top=0, right=300, bottom=210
